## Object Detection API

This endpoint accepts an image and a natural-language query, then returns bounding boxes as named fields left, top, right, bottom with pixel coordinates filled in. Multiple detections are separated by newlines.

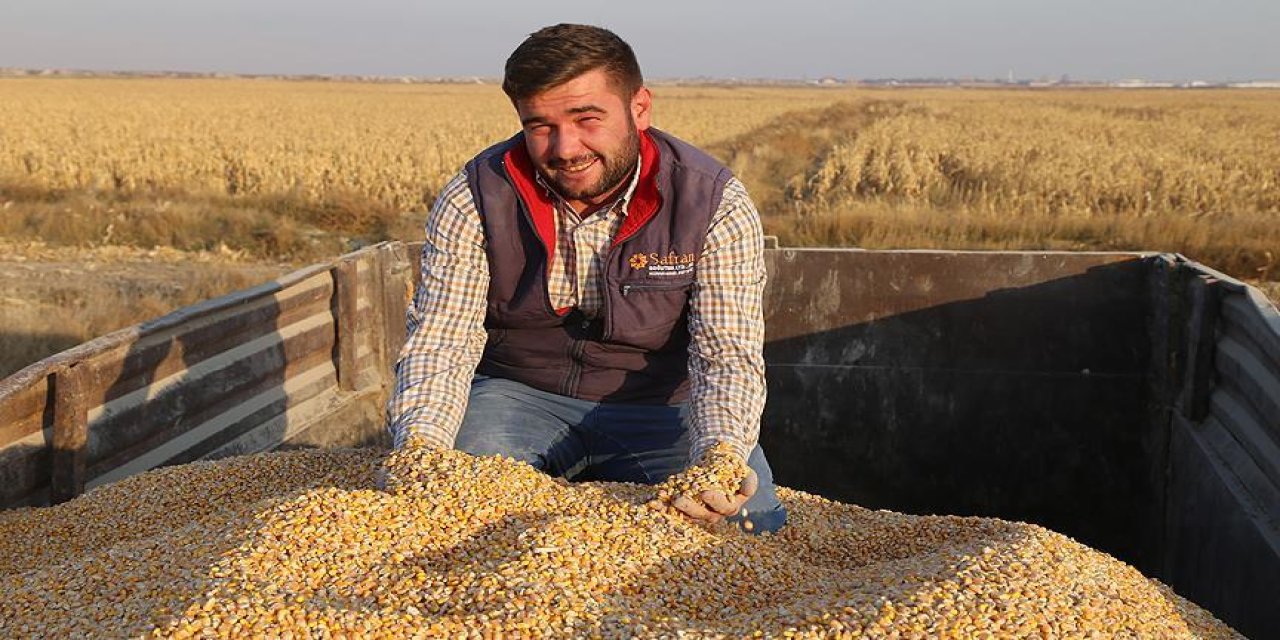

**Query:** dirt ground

left=0, top=241, right=290, bottom=380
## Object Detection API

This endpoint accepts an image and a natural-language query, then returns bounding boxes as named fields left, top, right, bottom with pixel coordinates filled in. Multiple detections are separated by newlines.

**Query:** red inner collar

left=502, top=130, right=664, bottom=266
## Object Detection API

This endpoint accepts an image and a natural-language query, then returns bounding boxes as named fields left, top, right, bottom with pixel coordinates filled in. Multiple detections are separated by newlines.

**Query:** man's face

left=514, top=68, right=652, bottom=211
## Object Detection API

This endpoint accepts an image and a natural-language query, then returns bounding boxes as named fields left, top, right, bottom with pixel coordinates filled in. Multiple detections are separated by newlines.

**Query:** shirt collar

left=536, top=154, right=643, bottom=217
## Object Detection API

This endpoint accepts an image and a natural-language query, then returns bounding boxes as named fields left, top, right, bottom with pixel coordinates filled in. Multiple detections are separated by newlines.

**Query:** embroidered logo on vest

left=630, top=251, right=697, bottom=277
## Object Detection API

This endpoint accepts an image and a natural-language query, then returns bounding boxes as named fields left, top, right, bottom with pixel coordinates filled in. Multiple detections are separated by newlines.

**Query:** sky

left=1, top=0, right=1277, bottom=82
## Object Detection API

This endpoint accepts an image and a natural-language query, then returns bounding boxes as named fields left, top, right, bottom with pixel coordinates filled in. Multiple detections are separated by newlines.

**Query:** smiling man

left=385, top=23, right=786, bottom=533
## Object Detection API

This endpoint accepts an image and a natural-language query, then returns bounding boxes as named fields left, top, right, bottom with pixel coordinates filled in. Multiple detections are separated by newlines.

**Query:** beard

left=540, top=120, right=640, bottom=204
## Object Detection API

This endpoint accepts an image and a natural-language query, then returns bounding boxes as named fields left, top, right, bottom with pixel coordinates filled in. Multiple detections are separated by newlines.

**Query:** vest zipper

left=621, top=282, right=690, bottom=296
left=602, top=183, right=664, bottom=341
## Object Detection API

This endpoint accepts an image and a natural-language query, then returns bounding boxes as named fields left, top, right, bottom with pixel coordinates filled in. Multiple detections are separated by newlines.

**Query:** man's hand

left=377, top=436, right=443, bottom=492
left=668, top=468, right=757, bottom=525
left=648, top=442, right=755, bottom=525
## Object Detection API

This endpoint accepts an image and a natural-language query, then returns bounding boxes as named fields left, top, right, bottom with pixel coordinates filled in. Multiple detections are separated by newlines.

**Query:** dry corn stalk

left=0, top=445, right=1241, bottom=638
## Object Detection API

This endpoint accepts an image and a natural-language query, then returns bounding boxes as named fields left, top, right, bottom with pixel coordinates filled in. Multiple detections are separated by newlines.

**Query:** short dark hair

left=503, top=24, right=643, bottom=102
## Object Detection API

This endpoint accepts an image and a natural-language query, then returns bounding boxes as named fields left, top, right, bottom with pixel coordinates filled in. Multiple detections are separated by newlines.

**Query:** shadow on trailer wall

left=760, top=250, right=1162, bottom=567
left=0, top=241, right=1275, bottom=638
left=757, top=247, right=1279, bottom=640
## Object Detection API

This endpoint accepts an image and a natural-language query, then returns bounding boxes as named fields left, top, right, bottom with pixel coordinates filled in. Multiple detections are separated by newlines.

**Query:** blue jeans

left=455, top=374, right=787, bottom=534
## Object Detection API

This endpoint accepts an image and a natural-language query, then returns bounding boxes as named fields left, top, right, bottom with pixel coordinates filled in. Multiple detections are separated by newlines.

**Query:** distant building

left=1111, top=79, right=1176, bottom=88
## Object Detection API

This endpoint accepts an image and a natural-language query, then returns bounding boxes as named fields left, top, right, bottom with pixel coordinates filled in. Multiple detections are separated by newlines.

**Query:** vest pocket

left=620, top=281, right=693, bottom=296
left=612, top=280, right=693, bottom=351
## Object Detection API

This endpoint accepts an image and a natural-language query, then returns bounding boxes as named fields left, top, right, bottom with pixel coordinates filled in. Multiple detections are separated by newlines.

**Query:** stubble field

left=1, top=78, right=1278, bottom=377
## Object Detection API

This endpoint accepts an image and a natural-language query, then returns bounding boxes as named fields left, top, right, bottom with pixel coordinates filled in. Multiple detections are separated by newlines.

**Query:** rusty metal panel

left=758, top=249, right=1163, bottom=571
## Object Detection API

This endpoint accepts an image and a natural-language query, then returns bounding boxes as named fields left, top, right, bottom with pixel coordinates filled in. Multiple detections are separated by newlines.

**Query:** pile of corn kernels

left=0, top=443, right=1240, bottom=638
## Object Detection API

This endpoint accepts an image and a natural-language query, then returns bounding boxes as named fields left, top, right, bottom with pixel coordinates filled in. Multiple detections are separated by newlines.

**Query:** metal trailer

left=0, top=242, right=1276, bottom=638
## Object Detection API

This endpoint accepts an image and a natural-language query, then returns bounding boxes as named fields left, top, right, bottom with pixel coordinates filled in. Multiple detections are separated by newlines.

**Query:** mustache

left=547, top=153, right=599, bottom=170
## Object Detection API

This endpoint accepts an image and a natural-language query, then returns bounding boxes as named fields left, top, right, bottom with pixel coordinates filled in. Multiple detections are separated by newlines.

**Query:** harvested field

left=0, top=241, right=289, bottom=379
left=0, top=445, right=1240, bottom=638
left=1, top=80, right=1276, bottom=378
left=1, top=80, right=1275, bottom=281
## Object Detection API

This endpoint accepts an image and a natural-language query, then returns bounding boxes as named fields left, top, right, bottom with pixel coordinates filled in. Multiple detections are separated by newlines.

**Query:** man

left=385, top=23, right=786, bottom=533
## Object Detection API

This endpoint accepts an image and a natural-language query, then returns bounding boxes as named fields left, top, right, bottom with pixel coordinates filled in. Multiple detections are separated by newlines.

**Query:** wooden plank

left=353, top=341, right=383, bottom=392
left=87, top=361, right=339, bottom=489
left=0, top=428, right=51, bottom=506
left=370, top=247, right=389, bottom=375
left=87, top=347, right=336, bottom=477
left=277, top=386, right=387, bottom=450
left=203, top=381, right=377, bottom=461
left=334, top=259, right=359, bottom=392
left=0, top=412, right=47, bottom=453
left=0, top=244, right=395, bottom=509
left=50, top=364, right=91, bottom=504
left=380, top=243, right=412, bottom=378
left=407, top=241, right=425, bottom=291
left=88, top=272, right=333, bottom=404
left=84, top=312, right=335, bottom=469
left=350, top=261, right=382, bottom=390
left=0, top=375, right=51, bottom=447
left=158, top=355, right=340, bottom=468
left=370, top=245, right=394, bottom=376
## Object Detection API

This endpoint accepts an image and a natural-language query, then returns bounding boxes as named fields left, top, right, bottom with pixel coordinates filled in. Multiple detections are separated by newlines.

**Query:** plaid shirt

left=387, top=159, right=766, bottom=464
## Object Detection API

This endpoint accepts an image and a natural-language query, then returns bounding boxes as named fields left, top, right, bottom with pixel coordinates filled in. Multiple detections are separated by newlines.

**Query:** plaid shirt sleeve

left=385, top=171, right=489, bottom=450
left=686, top=177, right=767, bottom=464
